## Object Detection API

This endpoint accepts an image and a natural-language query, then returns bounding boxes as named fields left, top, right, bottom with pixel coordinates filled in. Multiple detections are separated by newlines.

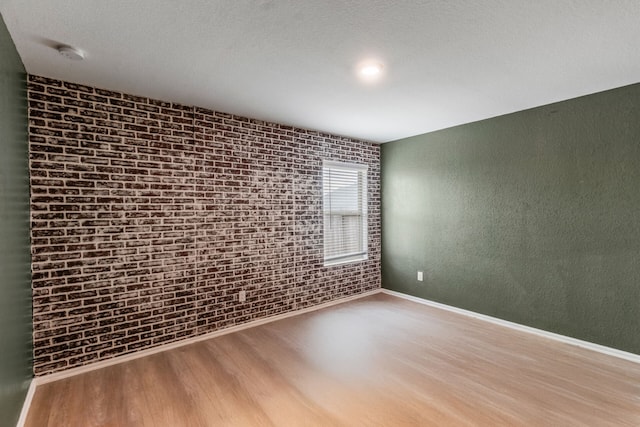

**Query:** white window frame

left=322, top=160, right=368, bottom=266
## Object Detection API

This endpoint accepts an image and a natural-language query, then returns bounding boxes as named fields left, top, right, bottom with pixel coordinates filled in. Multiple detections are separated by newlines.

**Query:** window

left=322, top=160, right=368, bottom=265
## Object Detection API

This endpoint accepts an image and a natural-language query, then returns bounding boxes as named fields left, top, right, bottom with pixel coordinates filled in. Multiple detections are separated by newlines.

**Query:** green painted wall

left=0, top=14, right=32, bottom=426
left=382, top=84, right=640, bottom=354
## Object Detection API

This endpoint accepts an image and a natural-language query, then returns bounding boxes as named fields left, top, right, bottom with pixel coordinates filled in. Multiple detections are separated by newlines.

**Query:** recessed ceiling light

left=357, top=61, right=384, bottom=82
left=57, top=45, right=85, bottom=61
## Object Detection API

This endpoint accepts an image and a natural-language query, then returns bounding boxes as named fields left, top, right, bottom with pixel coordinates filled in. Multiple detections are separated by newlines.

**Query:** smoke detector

left=57, top=45, right=85, bottom=61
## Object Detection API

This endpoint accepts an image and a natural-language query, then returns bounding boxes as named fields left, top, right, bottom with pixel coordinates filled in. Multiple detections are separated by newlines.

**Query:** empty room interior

left=1, top=1, right=640, bottom=426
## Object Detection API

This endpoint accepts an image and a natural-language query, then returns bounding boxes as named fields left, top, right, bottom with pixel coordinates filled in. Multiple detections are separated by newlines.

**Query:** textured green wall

left=382, top=84, right=640, bottom=354
left=0, top=14, right=32, bottom=426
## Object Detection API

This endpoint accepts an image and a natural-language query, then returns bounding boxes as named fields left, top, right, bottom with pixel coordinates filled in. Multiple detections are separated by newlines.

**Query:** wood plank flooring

left=26, top=293, right=640, bottom=426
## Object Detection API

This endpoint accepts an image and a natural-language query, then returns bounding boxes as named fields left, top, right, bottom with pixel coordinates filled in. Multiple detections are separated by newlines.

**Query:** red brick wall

left=28, top=75, right=381, bottom=375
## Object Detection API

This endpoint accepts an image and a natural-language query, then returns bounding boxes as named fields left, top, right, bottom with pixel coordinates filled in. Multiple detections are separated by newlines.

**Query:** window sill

left=324, top=254, right=368, bottom=267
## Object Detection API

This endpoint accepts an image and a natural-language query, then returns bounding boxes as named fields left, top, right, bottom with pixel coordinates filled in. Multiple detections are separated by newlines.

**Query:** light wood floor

left=26, top=293, right=640, bottom=426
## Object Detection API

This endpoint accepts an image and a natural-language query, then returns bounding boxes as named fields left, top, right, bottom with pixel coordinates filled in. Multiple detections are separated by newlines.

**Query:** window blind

left=322, top=161, right=368, bottom=265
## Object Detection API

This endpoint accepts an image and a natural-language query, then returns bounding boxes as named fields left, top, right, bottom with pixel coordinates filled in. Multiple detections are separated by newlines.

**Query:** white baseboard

left=381, top=289, right=640, bottom=364
left=35, top=289, right=381, bottom=386
left=16, top=378, right=36, bottom=427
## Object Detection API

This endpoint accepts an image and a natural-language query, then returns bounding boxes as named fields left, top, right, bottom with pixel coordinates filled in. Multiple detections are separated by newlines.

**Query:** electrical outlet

left=238, top=290, right=246, bottom=302
left=417, top=271, right=424, bottom=281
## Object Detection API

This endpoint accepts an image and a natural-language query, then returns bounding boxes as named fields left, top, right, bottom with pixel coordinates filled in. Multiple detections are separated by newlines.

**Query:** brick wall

left=28, top=75, right=381, bottom=376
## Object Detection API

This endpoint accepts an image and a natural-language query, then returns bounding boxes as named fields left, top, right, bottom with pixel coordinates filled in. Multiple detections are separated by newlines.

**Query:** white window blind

left=322, top=161, right=368, bottom=265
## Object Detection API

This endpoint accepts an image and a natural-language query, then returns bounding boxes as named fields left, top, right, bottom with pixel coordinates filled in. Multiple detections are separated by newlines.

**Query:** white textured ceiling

left=2, top=0, right=640, bottom=143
